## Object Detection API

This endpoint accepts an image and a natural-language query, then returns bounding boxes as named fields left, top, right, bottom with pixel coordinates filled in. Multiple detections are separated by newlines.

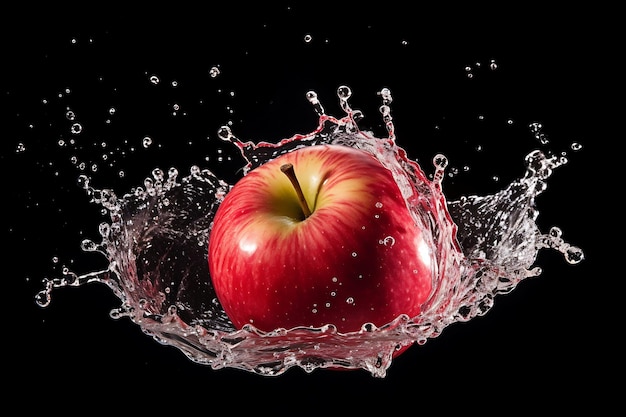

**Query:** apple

left=208, top=144, right=435, bottom=336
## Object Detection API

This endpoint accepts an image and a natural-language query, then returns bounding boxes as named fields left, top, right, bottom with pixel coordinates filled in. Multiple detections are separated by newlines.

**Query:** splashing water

left=36, top=86, right=583, bottom=377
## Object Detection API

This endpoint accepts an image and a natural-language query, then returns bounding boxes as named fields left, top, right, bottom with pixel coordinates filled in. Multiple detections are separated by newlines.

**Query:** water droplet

left=571, top=142, right=583, bottom=151
left=549, top=226, right=563, bottom=238
left=209, top=66, right=221, bottom=78
left=489, top=59, right=498, bottom=70
left=565, top=246, right=584, bottom=264
left=375, top=202, right=383, bottom=209
left=351, top=252, right=358, bottom=257
left=149, top=75, right=160, bottom=85
left=337, top=85, right=352, bottom=100
left=142, top=136, right=153, bottom=148
left=71, top=123, right=82, bottom=134
left=81, top=239, right=98, bottom=252
left=306, top=90, right=325, bottom=115
left=304, top=34, right=312, bottom=43
left=378, top=87, right=392, bottom=104
left=433, top=154, right=448, bottom=169
left=217, top=126, right=233, bottom=141
left=346, top=297, right=354, bottom=305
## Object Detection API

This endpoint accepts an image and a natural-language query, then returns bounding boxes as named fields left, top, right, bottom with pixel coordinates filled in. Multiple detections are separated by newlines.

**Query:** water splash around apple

left=35, top=86, right=583, bottom=377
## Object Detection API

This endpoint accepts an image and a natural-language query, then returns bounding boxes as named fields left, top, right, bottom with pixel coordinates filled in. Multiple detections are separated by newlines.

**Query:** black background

left=2, top=3, right=618, bottom=413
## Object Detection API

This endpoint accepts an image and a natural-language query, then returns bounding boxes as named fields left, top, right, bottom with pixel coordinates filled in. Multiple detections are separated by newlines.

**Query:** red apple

left=208, top=144, right=435, bottom=335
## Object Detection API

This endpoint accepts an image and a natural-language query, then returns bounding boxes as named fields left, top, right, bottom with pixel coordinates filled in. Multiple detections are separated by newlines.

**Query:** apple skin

left=208, top=144, right=435, bottom=335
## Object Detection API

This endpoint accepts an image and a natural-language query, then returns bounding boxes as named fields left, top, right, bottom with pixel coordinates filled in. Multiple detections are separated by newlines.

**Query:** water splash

left=36, top=86, right=583, bottom=377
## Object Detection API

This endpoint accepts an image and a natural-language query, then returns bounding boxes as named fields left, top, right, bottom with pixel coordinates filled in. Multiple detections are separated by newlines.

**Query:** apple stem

left=280, top=163, right=312, bottom=218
